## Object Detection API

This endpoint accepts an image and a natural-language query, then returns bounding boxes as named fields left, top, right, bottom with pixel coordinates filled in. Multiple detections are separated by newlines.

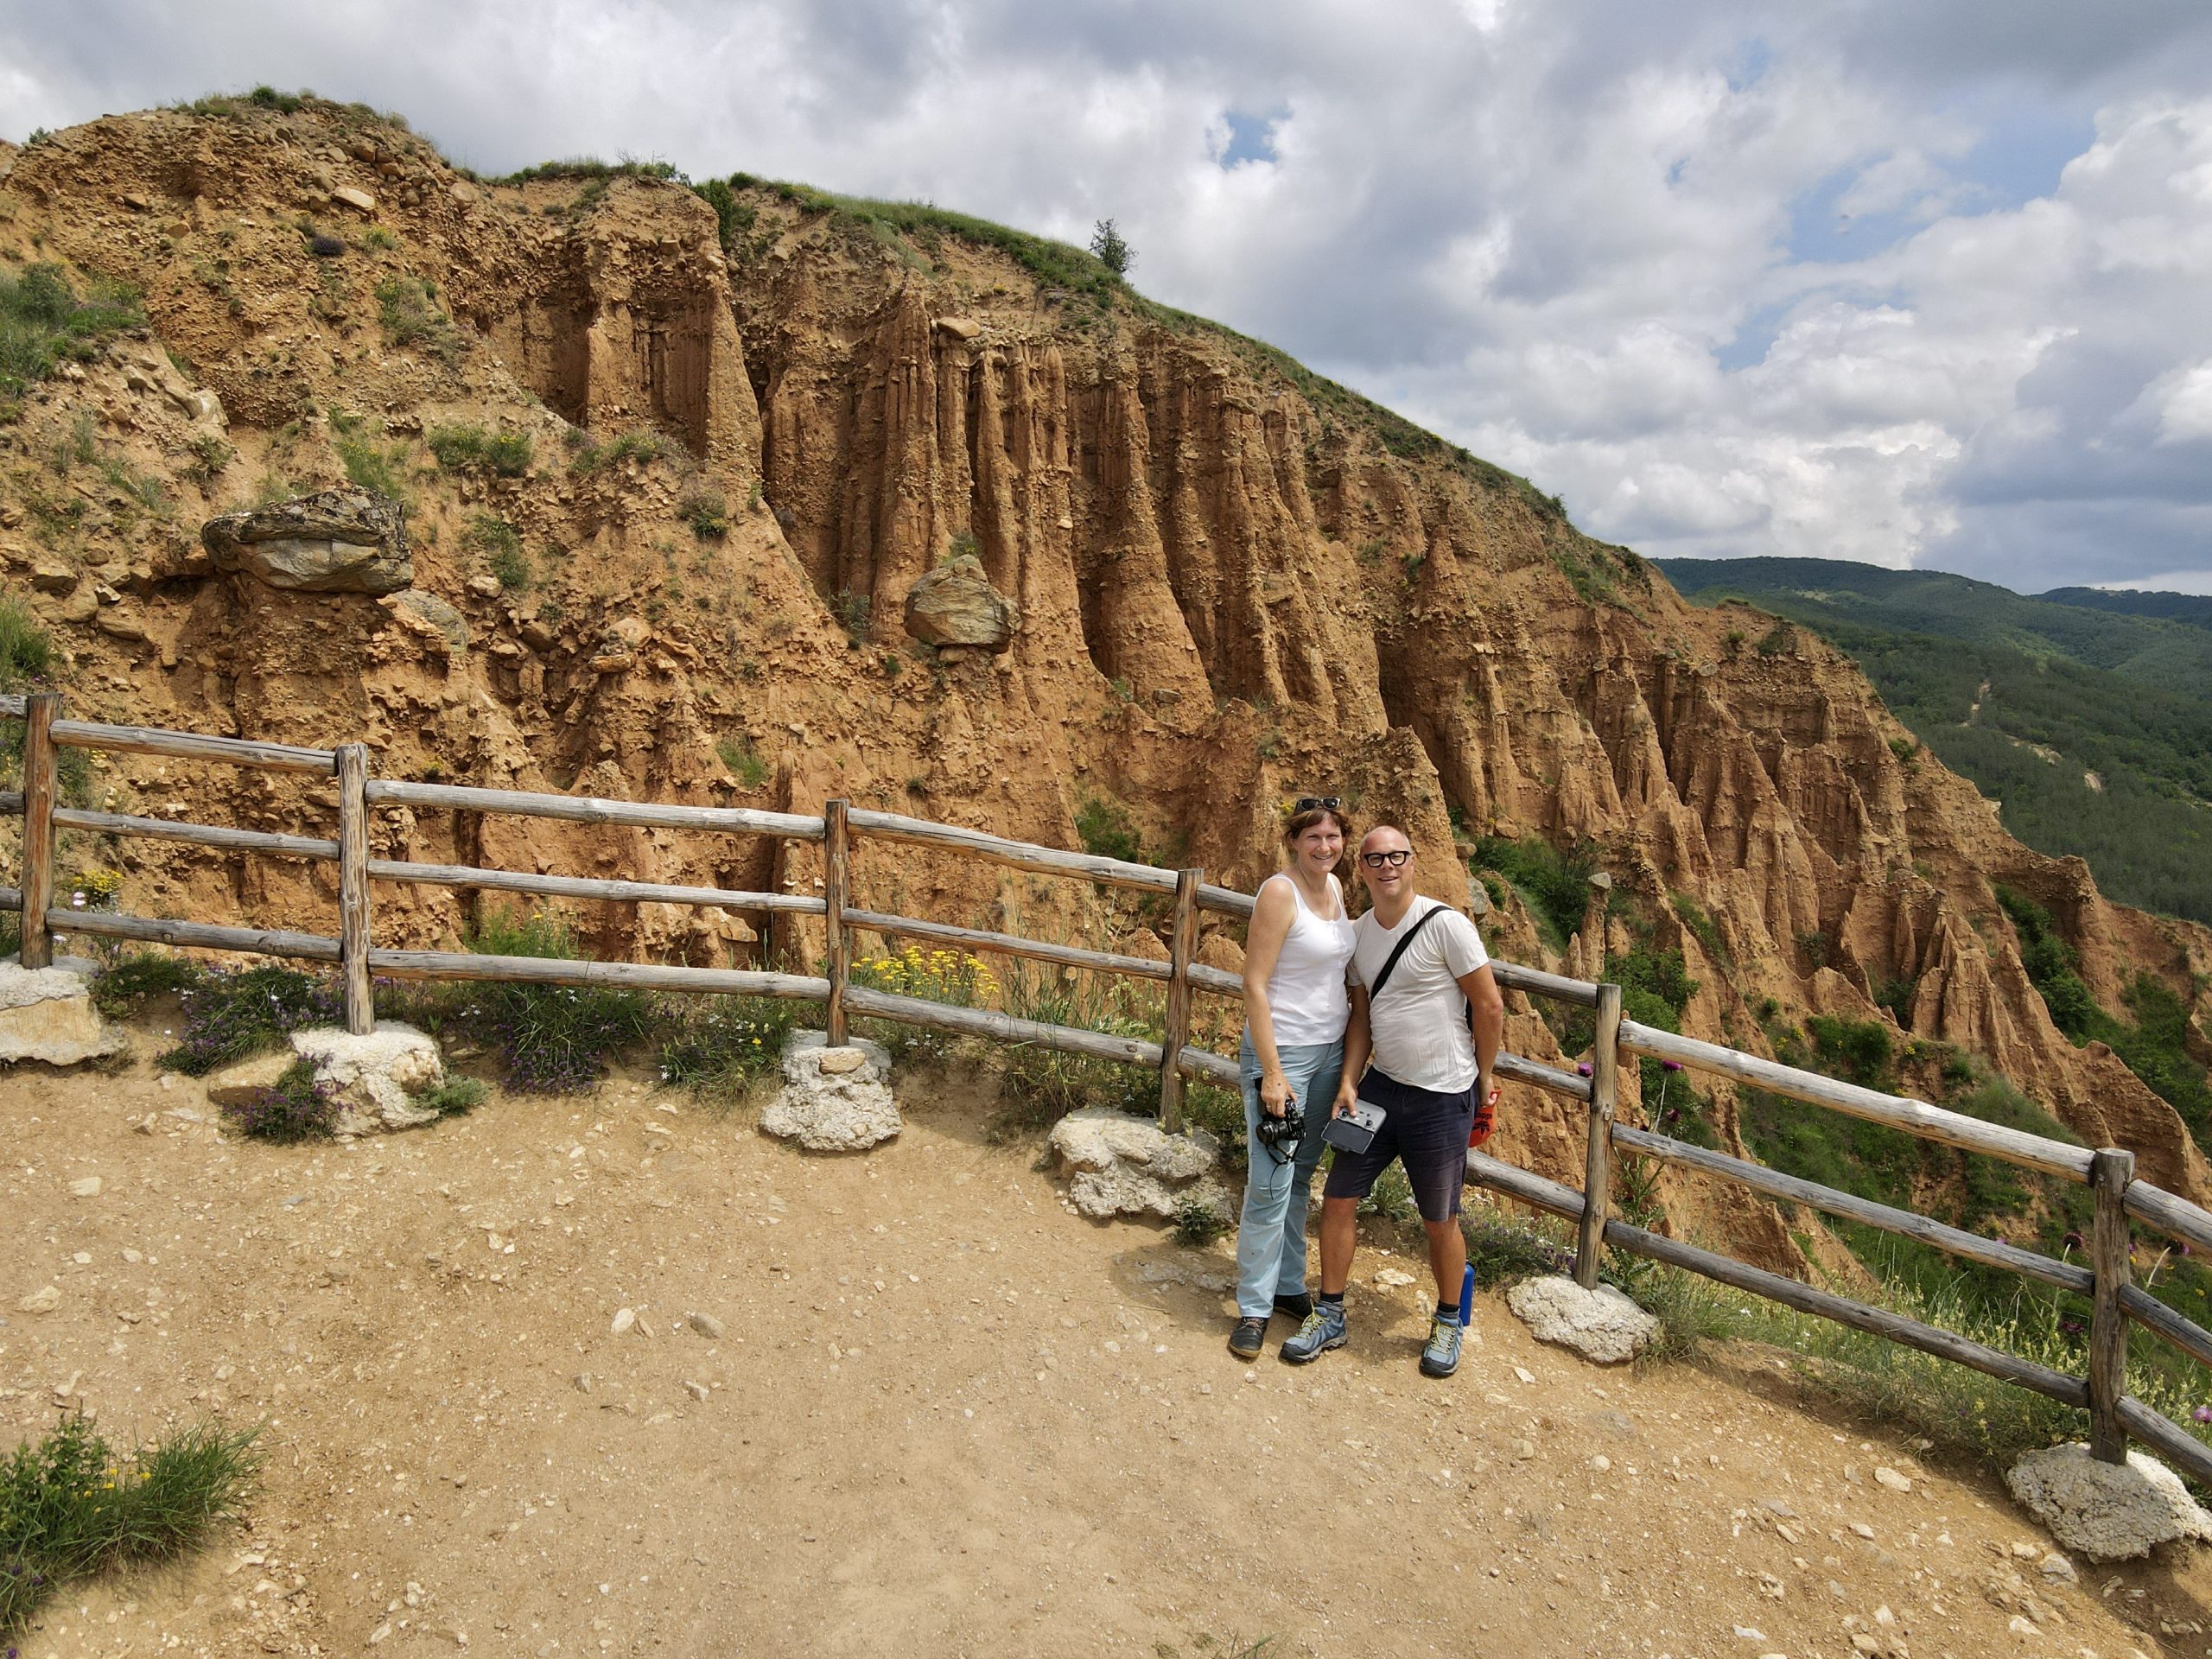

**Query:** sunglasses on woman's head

left=1359, top=849, right=1412, bottom=868
left=1293, top=796, right=1341, bottom=811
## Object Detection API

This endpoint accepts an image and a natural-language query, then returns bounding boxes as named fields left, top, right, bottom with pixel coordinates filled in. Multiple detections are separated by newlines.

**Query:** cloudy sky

left=9, top=0, right=2212, bottom=594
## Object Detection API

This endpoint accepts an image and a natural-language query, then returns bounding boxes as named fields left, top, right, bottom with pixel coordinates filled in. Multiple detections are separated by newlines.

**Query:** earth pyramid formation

left=3, top=98, right=2209, bottom=1267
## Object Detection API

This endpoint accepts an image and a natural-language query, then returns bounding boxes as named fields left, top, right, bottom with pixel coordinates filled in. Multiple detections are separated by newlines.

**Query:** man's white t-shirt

left=1350, top=899, right=1491, bottom=1093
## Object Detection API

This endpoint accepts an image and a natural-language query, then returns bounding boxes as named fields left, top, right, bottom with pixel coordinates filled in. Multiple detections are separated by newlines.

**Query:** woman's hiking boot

left=1227, top=1316, right=1268, bottom=1360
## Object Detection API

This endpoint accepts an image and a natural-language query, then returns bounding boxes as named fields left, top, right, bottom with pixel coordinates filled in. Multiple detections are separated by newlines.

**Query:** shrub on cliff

left=0, top=263, right=143, bottom=406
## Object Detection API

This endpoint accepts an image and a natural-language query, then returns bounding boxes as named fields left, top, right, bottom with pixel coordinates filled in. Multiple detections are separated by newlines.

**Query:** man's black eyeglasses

left=1293, top=796, right=1342, bottom=811
left=1359, top=849, right=1412, bottom=868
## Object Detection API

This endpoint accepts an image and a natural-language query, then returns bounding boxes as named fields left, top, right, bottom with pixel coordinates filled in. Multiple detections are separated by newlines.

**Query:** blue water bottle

left=1458, top=1261, right=1474, bottom=1326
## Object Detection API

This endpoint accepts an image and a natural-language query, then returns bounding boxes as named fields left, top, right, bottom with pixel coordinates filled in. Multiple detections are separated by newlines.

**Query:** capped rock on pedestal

left=201, top=486, right=411, bottom=594
left=0, top=956, right=125, bottom=1066
left=903, top=555, right=1020, bottom=652
left=289, top=1022, right=446, bottom=1135
left=2007, top=1444, right=2212, bottom=1561
left=762, top=1032, right=899, bottom=1151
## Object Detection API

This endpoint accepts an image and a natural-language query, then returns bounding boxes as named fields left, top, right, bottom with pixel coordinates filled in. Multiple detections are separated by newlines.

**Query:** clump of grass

left=1, top=1413, right=258, bottom=1636
left=0, top=263, right=144, bottom=403
left=418, top=1075, right=488, bottom=1117
left=463, top=907, right=654, bottom=1093
left=1470, top=834, right=1599, bottom=949
left=428, top=423, right=532, bottom=477
left=1074, top=796, right=1145, bottom=865
left=184, top=432, right=235, bottom=485
left=0, top=594, right=54, bottom=689
left=715, top=736, right=771, bottom=788
left=988, top=963, right=1158, bottom=1136
left=830, top=587, right=871, bottom=644
left=657, top=997, right=803, bottom=1106
left=461, top=514, right=530, bottom=590
left=1174, top=1196, right=1228, bottom=1248
left=569, top=429, right=673, bottom=473
left=221, top=1057, right=338, bottom=1141
left=91, top=950, right=203, bottom=1018
left=682, top=489, right=729, bottom=538
left=155, top=965, right=340, bottom=1076
left=374, top=273, right=462, bottom=365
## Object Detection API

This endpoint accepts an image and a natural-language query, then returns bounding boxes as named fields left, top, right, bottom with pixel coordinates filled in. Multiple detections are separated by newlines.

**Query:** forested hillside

left=1658, top=557, right=2212, bottom=925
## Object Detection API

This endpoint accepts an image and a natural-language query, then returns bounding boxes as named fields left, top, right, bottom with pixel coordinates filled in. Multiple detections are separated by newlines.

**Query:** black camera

left=1255, top=1099, right=1306, bottom=1160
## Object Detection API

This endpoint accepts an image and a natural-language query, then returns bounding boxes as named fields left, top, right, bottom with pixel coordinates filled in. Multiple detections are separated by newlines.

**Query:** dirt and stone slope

left=7, top=1051, right=2212, bottom=1658
left=2, top=99, right=2209, bottom=1252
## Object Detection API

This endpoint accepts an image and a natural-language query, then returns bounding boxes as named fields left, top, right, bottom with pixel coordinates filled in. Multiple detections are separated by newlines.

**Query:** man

left=1280, top=824, right=1504, bottom=1377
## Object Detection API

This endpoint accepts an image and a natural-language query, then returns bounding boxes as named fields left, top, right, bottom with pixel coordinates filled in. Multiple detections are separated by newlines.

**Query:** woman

left=1228, top=797, right=1357, bottom=1360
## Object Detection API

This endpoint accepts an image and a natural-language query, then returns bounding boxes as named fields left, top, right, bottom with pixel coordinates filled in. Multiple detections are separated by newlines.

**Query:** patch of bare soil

left=5, top=1043, right=2212, bottom=1659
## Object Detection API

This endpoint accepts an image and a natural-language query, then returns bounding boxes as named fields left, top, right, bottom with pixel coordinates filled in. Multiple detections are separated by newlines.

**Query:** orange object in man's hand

left=1469, top=1082, right=1502, bottom=1148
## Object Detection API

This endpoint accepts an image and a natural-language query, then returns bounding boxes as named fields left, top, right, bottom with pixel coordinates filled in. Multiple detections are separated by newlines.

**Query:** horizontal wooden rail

left=0, top=693, right=22, bottom=718
left=1188, top=963, right=1242, bottom=996
left=370, top=859, right=826, bottom=915
left=1496, top=1051, right=1594, bottom=1103
left=366, top=779, right=824, bottom=840
left=846, top=906, right=1173, bottom=982
left=1619, top=1018, right=2096, bottom=1183
left=0, top=885, right=19, bottom=912
left=0, top=790, right=20, bottom=815
left=844, top=808, right=1178, bottom=893
left=1614, top=1122, right=2092, bottom=1294
left=367, top=950, right=830, bottom=1001
left=1467, top=1149, right=2091, bottom=1408
left=2121, top=1283, right=2212, bottom=1370
left=1197, top=884, right=1255, bottom=919
left=54, top=807, right=339, bottom=861
left=51, top=719, right=336, bottom=774
left=2120, top=1396, right=2212, bottom=1485
left=54, top=909, right=341, bottom=962
left=2123, top=1181, right=2212, bottom=1260
left=842, top=983, right=1166, bottom=1069
left=1173, top=1044, right=1239, bottom=1087
left=1492, top=960, right=1602, bottom=1008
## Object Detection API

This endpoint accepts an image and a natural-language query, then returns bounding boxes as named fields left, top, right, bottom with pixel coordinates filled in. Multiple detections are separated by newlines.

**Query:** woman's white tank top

left=1262, top=873, right=1357, bottom=1046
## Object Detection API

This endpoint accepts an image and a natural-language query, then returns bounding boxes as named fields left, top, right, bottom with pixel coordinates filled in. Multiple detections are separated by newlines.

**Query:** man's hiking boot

left=1227, top=1316, right=1268, bottom=1360
left=1280, top=1302, right=1348, bottom=1364
left=1420, top=1313, right=1464, bottom=1378
left=1274, top=1291, right=1313, bottom=1321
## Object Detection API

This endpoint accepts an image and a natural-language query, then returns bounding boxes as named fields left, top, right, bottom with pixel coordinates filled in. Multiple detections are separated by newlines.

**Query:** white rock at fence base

left=1047, top=1107, right=1227, bottom=1220
left=1505, top=1274, right=1660, bottom=1364
left=761, top=1032, right=899, bottom=1152
left=2005, top=1443, right=2212, bottom=1562
left=0, top=956, right=125, bottom=1066
left=289, top=1021, right=445, bottom=1135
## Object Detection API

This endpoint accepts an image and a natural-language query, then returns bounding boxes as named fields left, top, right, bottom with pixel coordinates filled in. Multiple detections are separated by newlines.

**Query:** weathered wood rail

left=6, top=692, right=2212, bottom=1481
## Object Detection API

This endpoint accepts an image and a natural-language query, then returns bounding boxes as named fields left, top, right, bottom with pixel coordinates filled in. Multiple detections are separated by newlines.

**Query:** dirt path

left=6, top=1047, right=2212, bottom=1658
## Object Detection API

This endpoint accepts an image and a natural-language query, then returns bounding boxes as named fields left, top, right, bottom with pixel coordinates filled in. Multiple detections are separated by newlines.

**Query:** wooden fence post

left=1574, top=981, right=1624, bottom=1289
left=336, top=743, right=373, bottom=1035
left=18, top=692, right=60, bottom=969
left=2089, top=1145, right=2137, bottom=1462
left=823, top=798, right=850, bottom=1046
left=1159, top=867, right=1203, bottom=1135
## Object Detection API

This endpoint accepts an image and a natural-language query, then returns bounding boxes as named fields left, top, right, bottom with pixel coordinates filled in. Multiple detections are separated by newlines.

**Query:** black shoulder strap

left=1366, top=902, right=1445, bottom=1002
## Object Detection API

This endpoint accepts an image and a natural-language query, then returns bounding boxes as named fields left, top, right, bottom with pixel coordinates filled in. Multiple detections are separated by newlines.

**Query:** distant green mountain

left=1656, top=557, right=2212, bottom=925
left=2037, top=588, right=2212, bottom=632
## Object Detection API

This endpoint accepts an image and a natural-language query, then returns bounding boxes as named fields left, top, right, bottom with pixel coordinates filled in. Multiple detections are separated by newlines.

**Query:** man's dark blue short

left=1321, top=1067, right=1475, bottom=1223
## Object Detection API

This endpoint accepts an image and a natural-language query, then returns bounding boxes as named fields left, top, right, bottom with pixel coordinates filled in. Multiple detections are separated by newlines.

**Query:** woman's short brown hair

left=1282, top=803, right=1354, bottom=847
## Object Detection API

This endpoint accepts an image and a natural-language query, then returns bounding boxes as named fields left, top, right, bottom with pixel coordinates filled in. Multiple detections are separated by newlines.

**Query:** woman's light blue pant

left=1233, top=1034, right=1344, bottom=1319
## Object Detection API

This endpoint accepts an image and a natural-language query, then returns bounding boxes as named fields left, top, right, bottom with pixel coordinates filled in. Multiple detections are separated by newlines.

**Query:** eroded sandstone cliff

left=3, top=99, right=2207, bottom=1255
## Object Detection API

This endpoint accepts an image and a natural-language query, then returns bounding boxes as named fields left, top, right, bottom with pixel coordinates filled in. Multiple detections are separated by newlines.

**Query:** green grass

left=375, top=274, right=462, bottom=365
left=656, top=998, right=804, bottom=1106
left=1075, top=796, right=1146, bottom=865
left=466, top=514, right=529, bottom=588
left=715, top=737, right=771, bottom=788
left=1, top=1412, right=258, bottom=1637
left=0, top=594, right=54, bottom=689
left=0, top=263, right=143, bottom=403
left=569, top=429, right=674, bottom=472
left=1469, top=834, right=1599, bottom=949
left=154, top=965, right=340, bottom=1075
left=429, top=423, right=533, bottom=476
left=91, top=950, right=203, bottom=1017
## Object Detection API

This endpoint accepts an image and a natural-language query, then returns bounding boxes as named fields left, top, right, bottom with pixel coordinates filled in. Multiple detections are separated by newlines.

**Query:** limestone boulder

left=2006, top=1444, right=2212, bottom=1562
left=1505, top=1274, right=1660, bottom=1363
left=0, top=957, right=125, bottom=1066
left=761, top=1032, right=899, bottom=1151
left=202, top=487, right=410, bottom=594
left=289, top=1021, right=445, bottom=1135
left=383, top=588, right=469, bottom=656
left=1048, top=1107, right=1228, bottom=1220
left=904, top=556, right=1020, bottom=652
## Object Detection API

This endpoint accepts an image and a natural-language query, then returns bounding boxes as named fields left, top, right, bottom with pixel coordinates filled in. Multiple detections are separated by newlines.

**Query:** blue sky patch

left=1219, top=108, right=1283, bottom=168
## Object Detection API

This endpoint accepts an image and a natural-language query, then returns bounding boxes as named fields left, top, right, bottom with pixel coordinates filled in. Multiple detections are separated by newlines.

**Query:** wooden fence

left=6, top=689, right=2212, bottom=1482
